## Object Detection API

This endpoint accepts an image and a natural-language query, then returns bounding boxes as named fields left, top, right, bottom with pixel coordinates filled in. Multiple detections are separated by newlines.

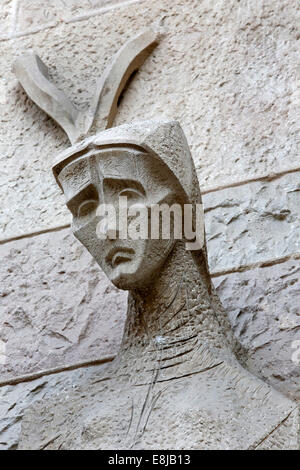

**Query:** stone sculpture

left=14, top=32, right=299, bottom=450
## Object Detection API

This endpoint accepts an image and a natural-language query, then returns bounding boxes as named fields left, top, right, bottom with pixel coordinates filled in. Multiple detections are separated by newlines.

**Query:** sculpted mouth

left=106, top=247, right=135, bottom=268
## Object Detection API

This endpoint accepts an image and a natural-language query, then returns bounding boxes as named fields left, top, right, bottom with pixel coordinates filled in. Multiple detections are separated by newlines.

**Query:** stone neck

left=114, top=241, right=235, bottom=381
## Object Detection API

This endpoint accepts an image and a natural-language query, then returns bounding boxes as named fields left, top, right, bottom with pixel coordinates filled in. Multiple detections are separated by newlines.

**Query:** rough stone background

left=0, top=230, right=126, bottom=381
left=214, top=258, right=300, bottom=401
left=1, top=0, right=299, bottom=239
left=204, top=172, right=300, bottom=272
left=0, top=0, right=299, bottom=449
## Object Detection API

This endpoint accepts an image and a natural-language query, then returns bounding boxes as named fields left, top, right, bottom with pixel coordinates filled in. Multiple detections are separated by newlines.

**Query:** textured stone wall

left=0, top=0, right=299, bottom=449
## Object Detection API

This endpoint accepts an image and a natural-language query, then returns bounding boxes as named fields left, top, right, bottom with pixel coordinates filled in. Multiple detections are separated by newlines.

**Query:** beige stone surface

left=0, top=362, right=108, bottom=450
left=1, top=0, right=299, bottom=239
left=0, top=360, right=298, bottom=450
left=15, top=0, right=137, bottom=33
left=214, top=258, right=300, bottom=401
left=0, top=229, right=127, bottom=381
left=18, top=359, right=298, bottom=449
left=0, top=0, right=13, bottom=38
left=255, top=408, right=299, bottom=450
left=0, top=117, right=299, bottom=450
left=204, top=171, right=300, bottom=272
left=13, top=30, right=159, bottom=144
left=0, top=0, right=299, bottom=450
left=0, top=227, right=299, bottom=396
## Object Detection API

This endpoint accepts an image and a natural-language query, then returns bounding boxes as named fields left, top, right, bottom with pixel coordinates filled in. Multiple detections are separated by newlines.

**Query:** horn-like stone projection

left=13, top=30, right=159, bottom=143
left=13, top=33, right=299, bottom=450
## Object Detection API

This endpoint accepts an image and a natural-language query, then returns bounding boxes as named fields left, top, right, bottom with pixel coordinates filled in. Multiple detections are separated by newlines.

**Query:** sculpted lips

left=106, top=247, right=135, bottom=268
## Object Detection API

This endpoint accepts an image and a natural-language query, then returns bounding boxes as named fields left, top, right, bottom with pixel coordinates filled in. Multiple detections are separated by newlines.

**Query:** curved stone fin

left=13, top=53, right=80, bottom=144
left=86, top=29, right=159, bottom=135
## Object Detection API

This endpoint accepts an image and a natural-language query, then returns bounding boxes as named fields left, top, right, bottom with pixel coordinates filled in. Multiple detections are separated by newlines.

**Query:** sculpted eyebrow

left=66, top=183, right=99, bottom=212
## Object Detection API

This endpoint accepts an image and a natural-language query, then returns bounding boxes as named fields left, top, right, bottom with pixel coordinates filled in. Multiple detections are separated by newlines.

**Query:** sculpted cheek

left=73, top=217, right=103, bottom=262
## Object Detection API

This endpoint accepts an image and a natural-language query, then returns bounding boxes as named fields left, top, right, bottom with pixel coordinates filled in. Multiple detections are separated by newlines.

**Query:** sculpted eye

left=77, top=199, right=98, bottom=217
left=67, top=184, right=99, bottom=218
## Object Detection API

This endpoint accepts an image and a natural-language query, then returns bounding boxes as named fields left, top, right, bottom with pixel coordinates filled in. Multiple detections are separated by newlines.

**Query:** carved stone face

left=58, top=148, right=184, bottom=290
